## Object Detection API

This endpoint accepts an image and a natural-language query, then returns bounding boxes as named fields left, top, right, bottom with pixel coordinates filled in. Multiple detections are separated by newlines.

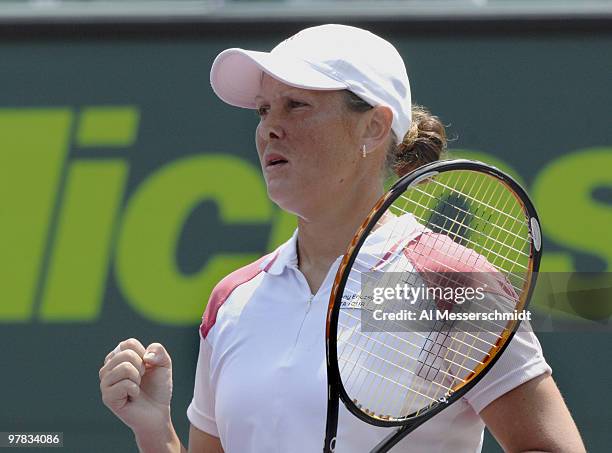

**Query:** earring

left=362, top=144, right=367, bottom=158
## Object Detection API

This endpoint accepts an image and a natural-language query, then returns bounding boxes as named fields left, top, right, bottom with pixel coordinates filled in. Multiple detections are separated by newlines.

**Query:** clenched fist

left=99, top=338, right=174, bottom=433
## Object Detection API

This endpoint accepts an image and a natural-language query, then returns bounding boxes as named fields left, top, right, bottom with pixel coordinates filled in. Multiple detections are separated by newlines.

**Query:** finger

left=104, top=349, right=115, bottom=364
left=100, top=361, right=142, bottom=389
left=99, top=349, right=145, bottom=380
left=143, top=343, right=172, bottom=369
left=118, top=338, right=147, bottom=357
left=101, top=379, right=140, bottom=410
left=104, top=338, right=146, bottom=365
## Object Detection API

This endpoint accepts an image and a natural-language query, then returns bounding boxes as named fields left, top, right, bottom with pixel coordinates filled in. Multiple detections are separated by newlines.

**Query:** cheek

left=254, top=128, right=265, bottom=163
left=316, top=133, right=359, bottom=177
left=304, top=117, right=356, bottom=162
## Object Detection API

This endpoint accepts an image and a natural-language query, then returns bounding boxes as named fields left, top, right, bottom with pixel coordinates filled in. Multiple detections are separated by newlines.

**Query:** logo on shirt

left=340, top=293, right=376, bottom=310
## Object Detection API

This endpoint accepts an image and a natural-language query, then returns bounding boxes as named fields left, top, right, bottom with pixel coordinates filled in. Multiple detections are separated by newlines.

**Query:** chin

left=268, top=192, right=296, bottom=213
left=267, top=187, right=304, bottom=216
left=266, top=177, right=322, bottom=217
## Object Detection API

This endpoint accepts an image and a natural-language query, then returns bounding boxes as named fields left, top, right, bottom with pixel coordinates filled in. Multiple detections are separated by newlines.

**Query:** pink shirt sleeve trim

left=403, top=232, right=518, bottom=301
left=199, top=252, right=277, bottom=339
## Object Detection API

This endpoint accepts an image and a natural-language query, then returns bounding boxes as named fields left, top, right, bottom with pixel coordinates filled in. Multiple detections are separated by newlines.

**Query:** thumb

left=143, top=343, right=172, bottom=369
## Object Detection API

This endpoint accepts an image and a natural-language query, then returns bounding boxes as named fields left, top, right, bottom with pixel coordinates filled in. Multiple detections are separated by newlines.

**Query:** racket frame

left=323, top=159, right=542, bottom=452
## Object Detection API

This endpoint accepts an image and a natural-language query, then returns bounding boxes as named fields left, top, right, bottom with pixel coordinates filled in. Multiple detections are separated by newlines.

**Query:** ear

left=361, top=106, right=393, bottom=153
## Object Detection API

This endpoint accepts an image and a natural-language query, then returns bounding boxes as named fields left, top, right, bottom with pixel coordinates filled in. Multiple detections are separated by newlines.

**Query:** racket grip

left=370, top=425, right=414, bottom=453
left=323, top=392, right=340, bottom=453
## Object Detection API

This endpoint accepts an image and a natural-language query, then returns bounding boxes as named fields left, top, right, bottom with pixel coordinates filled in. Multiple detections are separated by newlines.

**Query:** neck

left=296, top=185, right=384, bottom=272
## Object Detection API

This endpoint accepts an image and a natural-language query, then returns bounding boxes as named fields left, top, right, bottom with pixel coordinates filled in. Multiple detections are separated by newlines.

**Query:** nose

left=257, top=111, right=285, bottom=142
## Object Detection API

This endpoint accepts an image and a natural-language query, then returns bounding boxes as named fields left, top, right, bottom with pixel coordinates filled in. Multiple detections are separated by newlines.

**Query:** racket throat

left=370, top=424, right=418, bottom=453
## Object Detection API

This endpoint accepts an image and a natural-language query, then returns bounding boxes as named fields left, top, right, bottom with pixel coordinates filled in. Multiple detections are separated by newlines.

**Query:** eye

left=256, top=105, right=269, bottom=117
left=288, top=100, right=308, bottom=109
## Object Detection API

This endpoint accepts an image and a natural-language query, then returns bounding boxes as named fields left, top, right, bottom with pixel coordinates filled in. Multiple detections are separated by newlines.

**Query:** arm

left=188, top=425, right=224, bottom=453
left=100, top=339, right=221, bottom=453
left=480, top=374, right=585, bottom=453
left=134, top=424, right=223, bottom=453
left=133, top=422, right=186, bottom=453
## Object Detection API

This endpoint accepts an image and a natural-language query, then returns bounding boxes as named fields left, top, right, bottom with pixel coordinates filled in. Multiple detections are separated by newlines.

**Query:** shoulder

left=404, top=231, right=495, bottom=273
left=199, top=252, right=278, bottom=340
left=404, top=231, right=516, bottom=298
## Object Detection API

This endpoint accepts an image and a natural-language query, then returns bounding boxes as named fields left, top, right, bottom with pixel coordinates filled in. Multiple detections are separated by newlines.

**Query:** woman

left=99, top=24, right=584, bottom=452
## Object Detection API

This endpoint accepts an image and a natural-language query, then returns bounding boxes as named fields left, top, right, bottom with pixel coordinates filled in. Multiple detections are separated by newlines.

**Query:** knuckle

left=101, top=387, right=114, bottom=403
left=127, top=357, right=145, bottom=376
left=126, top=366, right=141, bottom=382
left=148, top=342, right=164, bottom=351
left=127, top=348, right=142, bottom=360
left=121, top=338, right=137, bottom=349
left=122, top=349, right=141, bottom=365
left=117, top=362, right=136, bottom=376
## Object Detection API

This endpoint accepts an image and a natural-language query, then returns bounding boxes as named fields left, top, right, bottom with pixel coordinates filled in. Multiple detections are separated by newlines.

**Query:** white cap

left=210, top=24, right=412, bottom=144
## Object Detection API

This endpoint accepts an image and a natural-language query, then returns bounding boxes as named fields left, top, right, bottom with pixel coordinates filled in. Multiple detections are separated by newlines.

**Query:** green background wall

left=1, top=21, right=610, bottom=451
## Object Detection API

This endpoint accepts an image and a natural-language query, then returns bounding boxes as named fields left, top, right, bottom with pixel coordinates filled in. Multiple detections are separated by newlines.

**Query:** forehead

left=256, top=73, right=343, bottom=103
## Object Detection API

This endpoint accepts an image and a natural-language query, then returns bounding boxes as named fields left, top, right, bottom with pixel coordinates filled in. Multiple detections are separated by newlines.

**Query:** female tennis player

left=99, top=24, right=584, bottom=452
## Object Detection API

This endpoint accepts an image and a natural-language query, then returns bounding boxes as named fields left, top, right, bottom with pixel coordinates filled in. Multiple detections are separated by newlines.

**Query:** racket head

left=325, top=159, right=542, bottom=428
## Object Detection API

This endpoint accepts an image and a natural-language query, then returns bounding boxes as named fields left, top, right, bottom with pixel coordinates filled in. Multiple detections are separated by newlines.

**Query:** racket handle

left=323, top=392, right=340, bottom=453
left=370, top=425, right=415, bottom=453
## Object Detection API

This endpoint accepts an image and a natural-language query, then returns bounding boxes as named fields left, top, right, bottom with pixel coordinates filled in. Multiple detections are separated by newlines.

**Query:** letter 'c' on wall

left=115, top=154, right=272, bottom=324
left=532, top=147, right=612, bottom=272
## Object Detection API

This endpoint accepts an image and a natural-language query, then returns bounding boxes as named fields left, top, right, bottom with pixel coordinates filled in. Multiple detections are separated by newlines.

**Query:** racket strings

left=342, top=260, right=491, bottom=411
left=394, top=192, right=530, bottom=270
left=407, top=172, right=522, bottom=411
left=337, top=285, right=500, bottom=415
left=396, top=171, right=496, bottom=413
left=350, top=174, right=529, bottom=291
left=384, top=175, right=490, bottom=415
left=337, top=324, right=464, bottom=390
left=416, top=171, right=529, bottom=259
left=403, top=184, right=529, bottom=246
left=345, top=259, right=519, bottom=332
left=349, top=213, right=526, bottom=302
left=339, top=311, right=490, bottom=369
left=335, top=169, right=532, bottom=420
left=413, top=172, right=525, bottom=409
left=349, top=248, right=522, bottom=309
left=391, top=180, right=529, bottom=290
left=393, top=195, right=530, bottom=258
left=344, top=273, right=512, bottom=336
left=429, top=178, right=526, bottom=226
left=341, top=184, right=439, bottom=413
left=342, top=174, right=500, bottom=416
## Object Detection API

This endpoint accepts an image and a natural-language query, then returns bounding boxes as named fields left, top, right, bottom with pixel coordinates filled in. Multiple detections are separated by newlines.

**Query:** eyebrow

left=254, top=90, right=308, bottom=103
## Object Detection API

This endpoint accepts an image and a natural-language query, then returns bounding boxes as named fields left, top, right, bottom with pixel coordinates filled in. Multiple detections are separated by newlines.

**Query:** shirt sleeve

left=187, top=337, right=219, bottom=437
left=463, top=327, right=552, bottom=414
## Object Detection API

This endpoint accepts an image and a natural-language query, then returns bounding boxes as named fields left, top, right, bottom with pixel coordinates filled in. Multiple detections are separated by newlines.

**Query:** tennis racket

left=323, top=159, right=542, bottom=453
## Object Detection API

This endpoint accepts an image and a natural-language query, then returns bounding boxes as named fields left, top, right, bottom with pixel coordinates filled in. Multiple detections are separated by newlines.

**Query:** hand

left=99, top=338, right=174, bottom=433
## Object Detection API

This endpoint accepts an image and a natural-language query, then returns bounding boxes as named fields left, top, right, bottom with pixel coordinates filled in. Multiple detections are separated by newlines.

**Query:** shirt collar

left=260, top=228, right=299, bottom=275
left=259, top=214, right=423, bottom=276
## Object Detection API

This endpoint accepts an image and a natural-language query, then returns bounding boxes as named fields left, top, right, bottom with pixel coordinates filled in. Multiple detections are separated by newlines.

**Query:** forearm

left=134, top=420, right=187, bottom=453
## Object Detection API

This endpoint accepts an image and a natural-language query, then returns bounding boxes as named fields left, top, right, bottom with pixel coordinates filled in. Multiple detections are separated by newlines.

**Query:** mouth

left=265, top=153, right=289, bottom=169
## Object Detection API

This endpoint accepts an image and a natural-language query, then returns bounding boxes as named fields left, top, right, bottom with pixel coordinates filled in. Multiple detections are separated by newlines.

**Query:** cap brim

left=210, top=48, right=348, bottom=108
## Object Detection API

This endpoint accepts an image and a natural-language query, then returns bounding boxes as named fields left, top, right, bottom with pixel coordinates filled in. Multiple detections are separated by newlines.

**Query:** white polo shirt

left=187, top=215, right=551, bottom=452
